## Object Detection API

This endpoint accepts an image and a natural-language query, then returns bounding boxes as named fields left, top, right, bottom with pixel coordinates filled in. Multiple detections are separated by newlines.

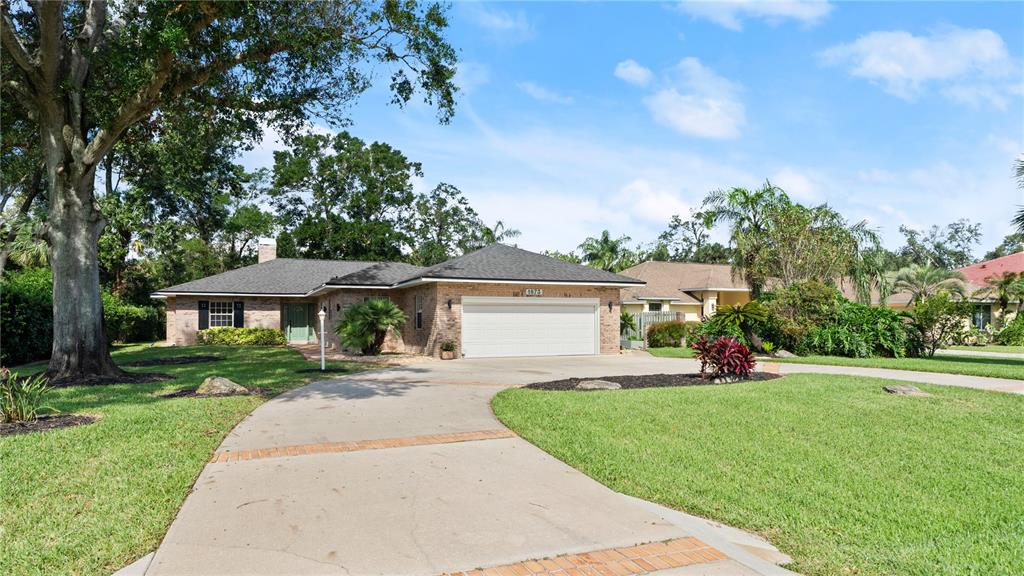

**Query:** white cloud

left=770, top=167, right=821, bottom=203
left=820, top=27, right=1016, bottom=103
left=614, top=59, right=654, bottom=86
left=673, top=0, right=833, bottom=31
left=643, top=57, right=745, bottom=140
left=454, top=62, right=491, bottom=94
left=517, top=82, right=574, bottom=105
left=464, top=4, right=535, bottom=43
left=612, top=179, right=692, bottom=224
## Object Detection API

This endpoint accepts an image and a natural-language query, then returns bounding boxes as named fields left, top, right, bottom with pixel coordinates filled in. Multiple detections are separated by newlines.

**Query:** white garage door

left=461, top=297, right=600, bottom=358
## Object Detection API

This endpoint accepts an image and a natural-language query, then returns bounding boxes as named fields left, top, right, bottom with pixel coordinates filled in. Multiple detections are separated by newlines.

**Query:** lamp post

left=318, top=307, right=327, bottom=372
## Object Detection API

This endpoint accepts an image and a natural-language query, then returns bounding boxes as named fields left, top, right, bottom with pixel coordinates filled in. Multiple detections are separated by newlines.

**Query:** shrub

left=801, top=324, right=870, bottom=358
left=800, top=302, right=911, bottom=358
left=440, top=340, right=456, bottom=352
left=693, top=317, right=747, bottom=345
left=904, top=293, right=972, bottom=357
left=1, top=268, right=53, bottom=366
left=691, top=336, right=756, bottom=379
left=335, top=299, right=407, bottom=355
left=0, top=368, right=54, bottom=422
left=197, top=327, right=286, bottom=346
left=995, top=313, right=1024, bottom=346
left=647, top=321, right=688, bottom=348
left=102, top=291, right=164, bottom=343
left=620, top=311, right=637, bottom=337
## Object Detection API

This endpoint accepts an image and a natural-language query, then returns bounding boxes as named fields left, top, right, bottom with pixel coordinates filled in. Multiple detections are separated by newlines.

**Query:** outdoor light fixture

left=447, top=298, right=453, bottom=309
left=317, top=307, right=327, bottom=372
left=608, top=301, right=613, bottom=312
left=336, top=303, right=340, bottom=311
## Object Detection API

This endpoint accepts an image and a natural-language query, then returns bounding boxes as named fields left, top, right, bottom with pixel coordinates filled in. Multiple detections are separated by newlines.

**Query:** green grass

left=772, top=354, right=1024, bottom=380
left=646, top=346, right=695, bottom=358
left=493, top=375, right=1024, bottom=575
left=948, top=345, right=1024, bottom=354
left=1, top=344, right=369, bottom=576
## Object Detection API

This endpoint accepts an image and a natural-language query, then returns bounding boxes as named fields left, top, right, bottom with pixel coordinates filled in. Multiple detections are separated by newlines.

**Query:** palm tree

left=976, top=272, right=1022, bottom=318
left=335, top=299, right=408, bottom=355
left=479, top=220, right=521, bottom=244
left=1014, top=156, right=1024, bottom=235
left=892, top=265, right=967, bottom=304
left=578, top=230, right=631, bottom=272
left=702, top=180, right=790, bottom=297
left=713, top=301, right=768, bottom=352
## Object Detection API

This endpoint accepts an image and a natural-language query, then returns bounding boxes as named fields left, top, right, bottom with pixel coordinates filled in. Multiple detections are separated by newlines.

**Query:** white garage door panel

left=462, top=298, right=598, bottom=358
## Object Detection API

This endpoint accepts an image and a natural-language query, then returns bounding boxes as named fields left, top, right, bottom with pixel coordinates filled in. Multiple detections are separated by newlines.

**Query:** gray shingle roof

left=397, top=244, right=644, bottom=285
left=327, top=262, right=426, bottom=287
left=154, top=245, right=643, bottom=296
left=154, top=259, right=380, bottom=295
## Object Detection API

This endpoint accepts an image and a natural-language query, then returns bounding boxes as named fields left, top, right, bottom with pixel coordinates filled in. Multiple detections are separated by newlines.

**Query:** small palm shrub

left=691, top=336, right=756, bottom=379
left=693, top=317, right=747, bottom=345
left=620, top=311, right=638, bottom=337
left=995, top=314, right=1024, bottom=346
left=336, top=299, right=408, bottom=355
left=197, top=327, right=286, bottom=346
left=1, top=368, right=54, bottom=422
left=647, top=321, right=688, bottom=347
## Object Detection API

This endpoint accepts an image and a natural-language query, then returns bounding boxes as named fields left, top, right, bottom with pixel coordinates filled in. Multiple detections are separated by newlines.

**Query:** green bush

left=196, top=327, right=286, bottom=346
left=646, top=321, right=688, bottom=348
left=693, top=317, right=747, bottom=346
left=102, top=291, right=164, bottom=343
left=0, top=368, right=54, bottom=422
left=904, top=293, right=972, bottom=357
left=335, top=299, right=407, bottom=355
left=1, top=268, right=54, bottom=366
left=995, top=313, right=1024, bottom=346
left=801, top=324, right=870, bottom=358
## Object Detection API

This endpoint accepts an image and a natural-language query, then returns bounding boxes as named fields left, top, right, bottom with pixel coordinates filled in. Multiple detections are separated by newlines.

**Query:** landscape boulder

left=197, top=376, right=248, bottom=396
left=883, top=384, right=931, bottom=397
left=575, top=379, right=622, bottom=390
left=774, top=349, right=797, bottom=358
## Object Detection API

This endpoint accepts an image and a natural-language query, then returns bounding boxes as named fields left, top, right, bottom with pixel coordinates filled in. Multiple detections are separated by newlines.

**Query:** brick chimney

left=258, top=239, right=277, bottom=263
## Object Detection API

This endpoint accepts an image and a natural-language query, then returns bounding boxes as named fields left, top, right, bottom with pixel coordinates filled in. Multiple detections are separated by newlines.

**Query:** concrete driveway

left=144, top=354, right=792, bottom=576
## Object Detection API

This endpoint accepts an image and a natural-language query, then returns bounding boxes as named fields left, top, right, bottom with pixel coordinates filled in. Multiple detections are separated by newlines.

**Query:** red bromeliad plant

left=691, top=336, right=757, bottom=379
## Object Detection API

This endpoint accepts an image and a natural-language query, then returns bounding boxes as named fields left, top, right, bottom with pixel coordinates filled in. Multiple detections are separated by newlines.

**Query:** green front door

left=286, top=304, right=311, bottom=342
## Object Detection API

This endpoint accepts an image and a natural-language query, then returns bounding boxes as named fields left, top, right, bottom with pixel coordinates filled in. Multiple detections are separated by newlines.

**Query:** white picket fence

left=622, top=311, right=683, bottom=344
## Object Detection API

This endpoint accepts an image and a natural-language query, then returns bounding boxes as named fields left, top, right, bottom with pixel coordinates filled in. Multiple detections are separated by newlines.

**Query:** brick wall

left=165, top=296, right=283, bottom=345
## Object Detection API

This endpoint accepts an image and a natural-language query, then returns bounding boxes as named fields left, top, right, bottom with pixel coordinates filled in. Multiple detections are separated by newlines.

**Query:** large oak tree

left=1, top=0, right=457, bottom=381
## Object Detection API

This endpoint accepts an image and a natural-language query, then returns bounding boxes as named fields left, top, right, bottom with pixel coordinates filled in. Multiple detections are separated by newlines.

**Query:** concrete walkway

left=145, top=355, right=794, bottom=576
left=767, top=362, right=1024, bottom=395
left=936, top=348, right=1024, bottom=359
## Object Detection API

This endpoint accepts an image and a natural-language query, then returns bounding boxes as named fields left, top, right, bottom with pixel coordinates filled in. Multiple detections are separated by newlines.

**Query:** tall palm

left=702, top=180, right=790, bottom=297
left=479, top=220, right=521, bottom=244
left=1014, top=157, right=1024, bottom=234
left=578, top=230, right=631, bottom=272
left=892, top=265, right=967, bottom=304
left=976, top=272, right=1022, bottom=316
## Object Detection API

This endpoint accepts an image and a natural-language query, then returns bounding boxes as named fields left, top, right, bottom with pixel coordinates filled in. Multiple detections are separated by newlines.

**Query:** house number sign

left=524, top=288, right=544, bottom=296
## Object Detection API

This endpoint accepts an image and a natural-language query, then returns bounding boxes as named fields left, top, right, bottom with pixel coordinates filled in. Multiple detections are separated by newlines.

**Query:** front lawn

left=948, top=345, right=1024, bottom=354
left=492, top=375, right=1024, bottom=576
left=0, top=344, right=368, bottom=576
left=771, top=353, right=1024, bottom=380
left=646, top=346, right=695, bottom=358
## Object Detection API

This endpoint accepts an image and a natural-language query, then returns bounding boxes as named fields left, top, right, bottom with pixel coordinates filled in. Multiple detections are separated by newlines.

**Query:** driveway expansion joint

left=210, top=428, right=516, bottom=463
left=439, top=537, right=727, bottom=576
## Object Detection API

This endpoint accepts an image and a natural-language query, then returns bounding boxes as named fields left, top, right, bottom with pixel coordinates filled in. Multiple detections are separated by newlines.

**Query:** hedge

left=1, top=268, right=165, bottom=367
left=197, top=327, right=286, bottom=346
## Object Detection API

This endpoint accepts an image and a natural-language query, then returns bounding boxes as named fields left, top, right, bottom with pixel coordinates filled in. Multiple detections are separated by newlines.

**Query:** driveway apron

left=147, top=356, right=792, bottom=575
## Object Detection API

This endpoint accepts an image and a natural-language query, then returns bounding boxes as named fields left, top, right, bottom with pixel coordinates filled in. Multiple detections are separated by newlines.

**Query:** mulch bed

left=49, top=372, right=173, bottom=388
left=158, top=387, right=266, bottom=399
left=0, top=414, right=98, bottom=437
left=525, top=372, right=781, bottom=391
left=123, top=355, right=223, bottom=367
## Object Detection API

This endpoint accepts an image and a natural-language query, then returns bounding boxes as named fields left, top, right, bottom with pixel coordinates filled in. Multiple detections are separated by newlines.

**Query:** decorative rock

left=711, top=376, right=741, bottom=384
left=575, top=379, right=622, bottom=390
left=883, top=384, right=931, bottom=397
left=197, top=376, right=247, bottom=396
left=774, top=349, right=797, bottom=358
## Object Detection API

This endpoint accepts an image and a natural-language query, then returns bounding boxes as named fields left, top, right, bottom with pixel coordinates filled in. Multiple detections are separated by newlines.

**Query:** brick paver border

left=439, top=536, right=728, bottom=576
left=210, top=429, right=516, bottom=464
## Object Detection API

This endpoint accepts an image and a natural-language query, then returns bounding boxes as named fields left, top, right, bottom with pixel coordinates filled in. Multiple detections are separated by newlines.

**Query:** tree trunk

left=44, top=157, right=123, bottom=381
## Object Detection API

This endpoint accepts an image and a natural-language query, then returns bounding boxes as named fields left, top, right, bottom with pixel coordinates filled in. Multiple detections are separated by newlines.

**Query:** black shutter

left=233, top=301, right=244, bottom=328
left=198, top=300, right=209, bottom=330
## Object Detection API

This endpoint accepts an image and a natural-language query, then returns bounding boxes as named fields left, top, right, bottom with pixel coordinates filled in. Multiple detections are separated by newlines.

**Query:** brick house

left=152, top=243, right=644, bottom=358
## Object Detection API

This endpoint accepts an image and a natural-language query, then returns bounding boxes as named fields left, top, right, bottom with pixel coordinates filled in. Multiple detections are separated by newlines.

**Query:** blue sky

left=242, top=1, right=1024, bottom=255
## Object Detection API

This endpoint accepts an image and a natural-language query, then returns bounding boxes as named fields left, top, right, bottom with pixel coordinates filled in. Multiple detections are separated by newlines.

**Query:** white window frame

left=209, top=301, right=234, bottom=328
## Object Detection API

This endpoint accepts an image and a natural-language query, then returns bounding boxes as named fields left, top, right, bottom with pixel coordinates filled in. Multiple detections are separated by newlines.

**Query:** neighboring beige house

left=152, top=243, right=645, bottom=359
left=618, top=261, right=752, bottom=321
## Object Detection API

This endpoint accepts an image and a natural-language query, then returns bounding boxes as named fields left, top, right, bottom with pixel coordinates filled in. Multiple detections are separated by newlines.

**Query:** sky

left=241, top=0, right=1024, bottom=256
